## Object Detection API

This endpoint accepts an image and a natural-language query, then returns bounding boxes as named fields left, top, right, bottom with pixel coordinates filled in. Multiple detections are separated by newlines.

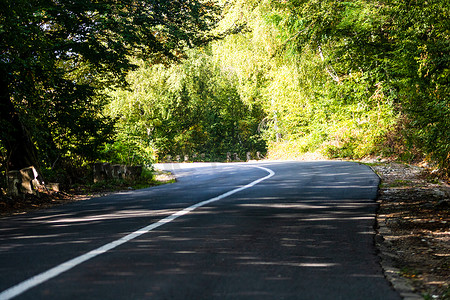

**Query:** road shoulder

left=369, top=162, right=450, bottom=300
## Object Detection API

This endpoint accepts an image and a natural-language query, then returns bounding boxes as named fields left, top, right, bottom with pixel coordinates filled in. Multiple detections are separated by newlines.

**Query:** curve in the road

left=0, top=166, right=275, bottom=300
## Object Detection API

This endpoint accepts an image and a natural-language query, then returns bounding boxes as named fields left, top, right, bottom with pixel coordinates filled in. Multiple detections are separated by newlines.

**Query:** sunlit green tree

left=214, top=0, right=448, bottom=172
left=105, top=50, right=266, bottom=163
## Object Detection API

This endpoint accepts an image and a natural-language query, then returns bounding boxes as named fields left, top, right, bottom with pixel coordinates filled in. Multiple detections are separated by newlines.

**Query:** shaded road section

left=0, top=161, right=401, bottom=299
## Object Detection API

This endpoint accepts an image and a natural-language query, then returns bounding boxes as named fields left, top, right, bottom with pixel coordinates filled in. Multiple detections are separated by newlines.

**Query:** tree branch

left=318, top=45, right=340, bottom=83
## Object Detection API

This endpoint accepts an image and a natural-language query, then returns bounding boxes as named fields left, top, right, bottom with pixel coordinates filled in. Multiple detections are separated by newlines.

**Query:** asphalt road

left=0, top=161, right=401, bottom=299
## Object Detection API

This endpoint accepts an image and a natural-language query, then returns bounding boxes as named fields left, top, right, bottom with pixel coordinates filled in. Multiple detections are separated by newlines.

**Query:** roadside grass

left=79, top=168, right=175, bottom=194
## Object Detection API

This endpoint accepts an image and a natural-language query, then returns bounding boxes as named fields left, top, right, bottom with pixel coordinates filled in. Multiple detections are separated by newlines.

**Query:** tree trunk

left=0, top=70, right=41, bottom=174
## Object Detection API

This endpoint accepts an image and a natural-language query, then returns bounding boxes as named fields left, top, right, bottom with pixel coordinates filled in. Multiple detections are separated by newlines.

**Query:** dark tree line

left=0, top=0, right=220, bottom=183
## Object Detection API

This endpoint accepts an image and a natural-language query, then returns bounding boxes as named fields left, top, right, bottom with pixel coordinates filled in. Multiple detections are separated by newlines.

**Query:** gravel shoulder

left=370, top=162, right=450, bottom=300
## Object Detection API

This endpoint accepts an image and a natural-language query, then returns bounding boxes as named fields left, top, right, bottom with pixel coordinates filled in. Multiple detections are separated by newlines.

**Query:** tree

left=274, top=0, right=449, bottom=169
left=0, top=0, right=220, bottom=179
left=105, top=50, right=267, bottom=162
left=383, top=0, right=450, bottom=171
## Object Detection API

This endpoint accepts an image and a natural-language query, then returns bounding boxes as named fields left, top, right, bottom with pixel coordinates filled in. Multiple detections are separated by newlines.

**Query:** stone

left=93, top=162, right=106, bottom=183
left=19, top=166, right=39, bottom=195
left=6, top=166, right=40, bottom=196
left=6, top=171, right=21, bottom=196
left=93, top=163, right=142, bottom=182
left=125, top=165, right=143, bottom=180
left=47, top=183, right=60, bottom=192
left=112, top=164, right=125, bottom=180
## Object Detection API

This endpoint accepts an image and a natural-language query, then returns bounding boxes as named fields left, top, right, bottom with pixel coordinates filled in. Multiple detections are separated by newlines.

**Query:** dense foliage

left=0, top=0, right=220, bottom=185
left=1, top=0, right=448, bottom=192
left=104, top=51, right=266, bottom=164
left=207, top=0, right=449, bottom=172
left=272, top=0, right=449, bottom=168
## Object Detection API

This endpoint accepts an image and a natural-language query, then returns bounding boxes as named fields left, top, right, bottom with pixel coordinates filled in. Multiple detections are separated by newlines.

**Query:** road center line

left=0, top=165, right=275, bottom=300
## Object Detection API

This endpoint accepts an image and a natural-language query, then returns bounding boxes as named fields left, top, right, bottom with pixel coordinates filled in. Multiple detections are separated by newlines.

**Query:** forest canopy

left=1, top=0, right=449, bottom=190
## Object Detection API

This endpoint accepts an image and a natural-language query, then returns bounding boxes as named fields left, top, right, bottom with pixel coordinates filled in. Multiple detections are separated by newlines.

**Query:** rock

left=432, top=189, right=446, bottom=198
left=6, top=166, right=40, bottom=196
left=125, top=165, right=142, bottom=180
left=93, top=163, right=108, bottom=183
left=6, top=171, right=21, bottom=196
left=111, top=164, right=126, bottom=180
left=93, top=163, right=142, bottom=182
left=435, top=199, right=449, bottom=208
left=20, top=166, right=40, bottom=194
left=47, top=183, right=60, bottom=192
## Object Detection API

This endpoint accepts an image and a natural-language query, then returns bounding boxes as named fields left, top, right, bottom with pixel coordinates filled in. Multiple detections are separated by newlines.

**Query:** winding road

left=0, top=161, right=401, bottom=299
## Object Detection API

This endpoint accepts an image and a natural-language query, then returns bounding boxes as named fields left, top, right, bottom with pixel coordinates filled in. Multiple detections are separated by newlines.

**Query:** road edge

left=368, top=165, right=423, bottom=300
left=0, top=165, right=275, bottom=300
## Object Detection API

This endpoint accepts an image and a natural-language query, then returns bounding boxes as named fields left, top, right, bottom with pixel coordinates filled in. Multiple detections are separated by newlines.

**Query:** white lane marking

left=0, top=166, right=275, bottom=300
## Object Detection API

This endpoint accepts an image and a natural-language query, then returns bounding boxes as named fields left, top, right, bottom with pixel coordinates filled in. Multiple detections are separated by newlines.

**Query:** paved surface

left=0, top=161, right=401, bottom=299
